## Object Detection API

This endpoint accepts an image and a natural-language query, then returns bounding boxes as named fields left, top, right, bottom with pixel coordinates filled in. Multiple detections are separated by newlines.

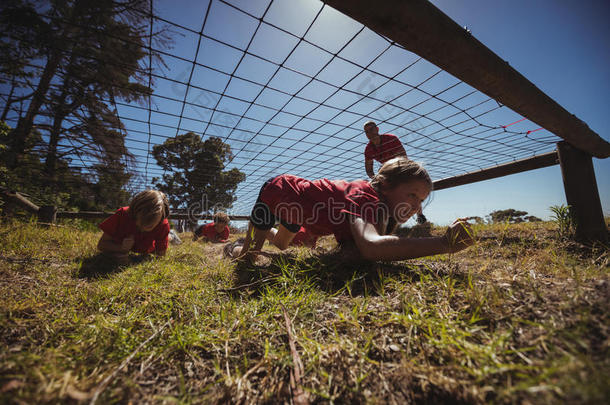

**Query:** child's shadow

left=76, top=254, right=149, bottom=279
left=225, top=246, right=463, bottom=297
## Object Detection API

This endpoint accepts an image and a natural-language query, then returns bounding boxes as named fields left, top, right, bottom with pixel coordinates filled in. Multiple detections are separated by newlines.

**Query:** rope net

left=1, top=0, right=560, bottom=214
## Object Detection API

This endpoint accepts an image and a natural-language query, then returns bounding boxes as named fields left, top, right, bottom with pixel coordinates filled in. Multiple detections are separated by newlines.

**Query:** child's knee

left=274, top=239, right=290, bottom=250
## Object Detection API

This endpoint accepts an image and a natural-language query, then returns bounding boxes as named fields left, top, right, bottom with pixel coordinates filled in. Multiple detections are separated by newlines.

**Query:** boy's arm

left=349, top=217, right=474, bottom=261
left=98, top=232, right=133, bottom=253
left=235, top=223, right=269, bottom=261
left=365, top=159, right=375, bottom=178
left=154, top=224, right=170, bottom=256
left=192, top=226, right=201, bottom=241
left=218, top=226, right=230, bottom=243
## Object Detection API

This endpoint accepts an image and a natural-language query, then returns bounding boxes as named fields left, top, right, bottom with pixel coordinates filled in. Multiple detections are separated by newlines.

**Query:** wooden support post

left=557, top=141, right=608, bottom=243
left=38, top=205, right=57, bottom=224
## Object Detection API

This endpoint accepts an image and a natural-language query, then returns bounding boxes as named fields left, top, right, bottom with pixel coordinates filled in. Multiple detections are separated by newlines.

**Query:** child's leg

left=269, top=224, right=297, bottom=250
left=235, top=222, right=254, bottom=257
left=234, top=222, right=269, bottom=259
left=265, top=227, right=278, bottom=243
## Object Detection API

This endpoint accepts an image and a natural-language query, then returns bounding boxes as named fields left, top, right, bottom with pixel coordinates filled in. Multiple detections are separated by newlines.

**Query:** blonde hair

left=370, top=157, right=432, bottom=192
left=213, top=211, right=229, bottom=224
left=129, top=190, right=169, bottom=227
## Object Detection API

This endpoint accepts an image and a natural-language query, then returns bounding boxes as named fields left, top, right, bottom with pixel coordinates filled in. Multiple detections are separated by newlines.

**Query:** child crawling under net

left=224, top=157, right=474, bottom=262
left=97, top=190, right=170, bottom=265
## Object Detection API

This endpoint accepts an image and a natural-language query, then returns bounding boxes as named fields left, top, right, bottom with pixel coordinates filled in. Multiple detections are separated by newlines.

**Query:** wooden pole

left=433, top=151, right=558, bottom=191
left=556, top=141, right=607, bottom=242
left=0, top=189, right=40, bottom=214
left=38, top=205, right=57, bottom=224
left=322, top=0, right=610, bottom=158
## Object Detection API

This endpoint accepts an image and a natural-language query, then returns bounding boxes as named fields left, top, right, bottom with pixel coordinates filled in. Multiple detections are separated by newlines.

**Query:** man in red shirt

left=363, top=121, right=427, bottom=224
left=364, top=121, right=407, bottom=178
left=193, top=211, right=230, bottom=243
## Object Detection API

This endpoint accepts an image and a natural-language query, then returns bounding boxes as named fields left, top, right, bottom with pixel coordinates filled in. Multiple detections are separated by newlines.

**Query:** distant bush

left=488, top=209, right=541, bottom=224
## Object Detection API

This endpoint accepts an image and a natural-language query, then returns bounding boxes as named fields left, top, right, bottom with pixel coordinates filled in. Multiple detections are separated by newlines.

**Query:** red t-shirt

left=364, top=133, right=407, bottom=163
left=291, top=226, right=319, bottom=247
left=259, top=175, right=384, bottom=243
left=195, top=222, right=230, bottom=242
left=98, top=207, right=170, bottom=253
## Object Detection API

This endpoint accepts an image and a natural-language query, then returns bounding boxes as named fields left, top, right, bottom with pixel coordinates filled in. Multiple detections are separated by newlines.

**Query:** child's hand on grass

left=115, top=253, right=130, bottom=266
left=444, top=219, right=475, bottom=252
left=121, top=236, right=135, bottom=252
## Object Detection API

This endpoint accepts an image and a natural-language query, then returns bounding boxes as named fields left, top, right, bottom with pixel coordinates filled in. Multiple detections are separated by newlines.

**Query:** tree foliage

left=2, top=0, right=166, bottom=168
left=152, top=133, right=245, bottom=212
left=0, top=122, right=132, bottom=212
left=0, top=0, right=172, bottom=212
left=0, top=0, right=41, bottom=122
left=488, top=209, right=541, bottom=224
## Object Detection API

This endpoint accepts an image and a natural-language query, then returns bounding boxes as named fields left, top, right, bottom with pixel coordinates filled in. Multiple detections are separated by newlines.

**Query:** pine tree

left=3, top=0, right=168, bottom=170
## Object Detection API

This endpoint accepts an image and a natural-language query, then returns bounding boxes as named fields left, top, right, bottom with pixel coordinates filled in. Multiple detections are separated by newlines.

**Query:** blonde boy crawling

left=97, top=190, right=170, bottom=265
left=193, top=212, right=230, bottom=243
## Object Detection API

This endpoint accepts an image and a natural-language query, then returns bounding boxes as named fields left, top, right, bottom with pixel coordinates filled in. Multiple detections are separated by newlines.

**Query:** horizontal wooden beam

left=323, top=0, right=610, bottom=158
left=433, top=151, right=559, bottom=191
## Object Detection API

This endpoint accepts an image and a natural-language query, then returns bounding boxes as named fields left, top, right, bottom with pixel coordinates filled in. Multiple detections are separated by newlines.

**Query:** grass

left=0, top=219, right=608, bottom=404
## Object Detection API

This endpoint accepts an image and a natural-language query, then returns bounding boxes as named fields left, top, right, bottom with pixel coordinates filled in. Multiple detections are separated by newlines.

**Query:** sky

left=424, top=0, right=610, bottom=224
left=148, top=0, right=609, bottom=225
left=3, top=0, right=608, bottom=226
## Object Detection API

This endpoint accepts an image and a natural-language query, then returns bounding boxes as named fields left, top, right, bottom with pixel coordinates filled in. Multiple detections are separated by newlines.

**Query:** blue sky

left=424, top=0, right=610, bottom=224
left=148, top=0, right=608, bottom=224
left=129, top=0, right=610, bottom=224
left=3, top=0, right=607, bottom=225
left=141, top=0, right=608, bottom=224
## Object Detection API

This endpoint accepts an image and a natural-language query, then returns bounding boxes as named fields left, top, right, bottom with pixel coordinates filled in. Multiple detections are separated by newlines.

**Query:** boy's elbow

left=355, top=239, right=379, bottom=261
left=359, top=246, right=378, bottom=261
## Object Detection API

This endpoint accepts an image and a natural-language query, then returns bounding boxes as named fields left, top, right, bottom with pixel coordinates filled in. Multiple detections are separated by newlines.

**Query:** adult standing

left=364, top=121, right=407, bottom=178
left=363, top=120, right=427, bottom=224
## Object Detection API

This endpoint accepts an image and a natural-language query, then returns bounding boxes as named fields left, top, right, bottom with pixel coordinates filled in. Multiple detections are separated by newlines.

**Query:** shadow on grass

left=76, top=254, right=149, bottom=279
left=76, top=254, right=125, bottom=279
left=225, top=245, right=466, bottom=297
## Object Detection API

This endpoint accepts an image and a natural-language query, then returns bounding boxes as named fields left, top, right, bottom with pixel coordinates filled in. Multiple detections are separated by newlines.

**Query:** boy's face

left=136, top=212, right=162, bottom=232
left=214, top=221, right=226, bottom=233
left=381, top=179, right=430, bottom=223
left=364, top=123, right=379, bottom=141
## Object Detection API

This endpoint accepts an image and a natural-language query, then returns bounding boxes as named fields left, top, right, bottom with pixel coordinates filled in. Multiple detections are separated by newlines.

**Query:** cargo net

left=1, top=0, right=560, bottom=215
